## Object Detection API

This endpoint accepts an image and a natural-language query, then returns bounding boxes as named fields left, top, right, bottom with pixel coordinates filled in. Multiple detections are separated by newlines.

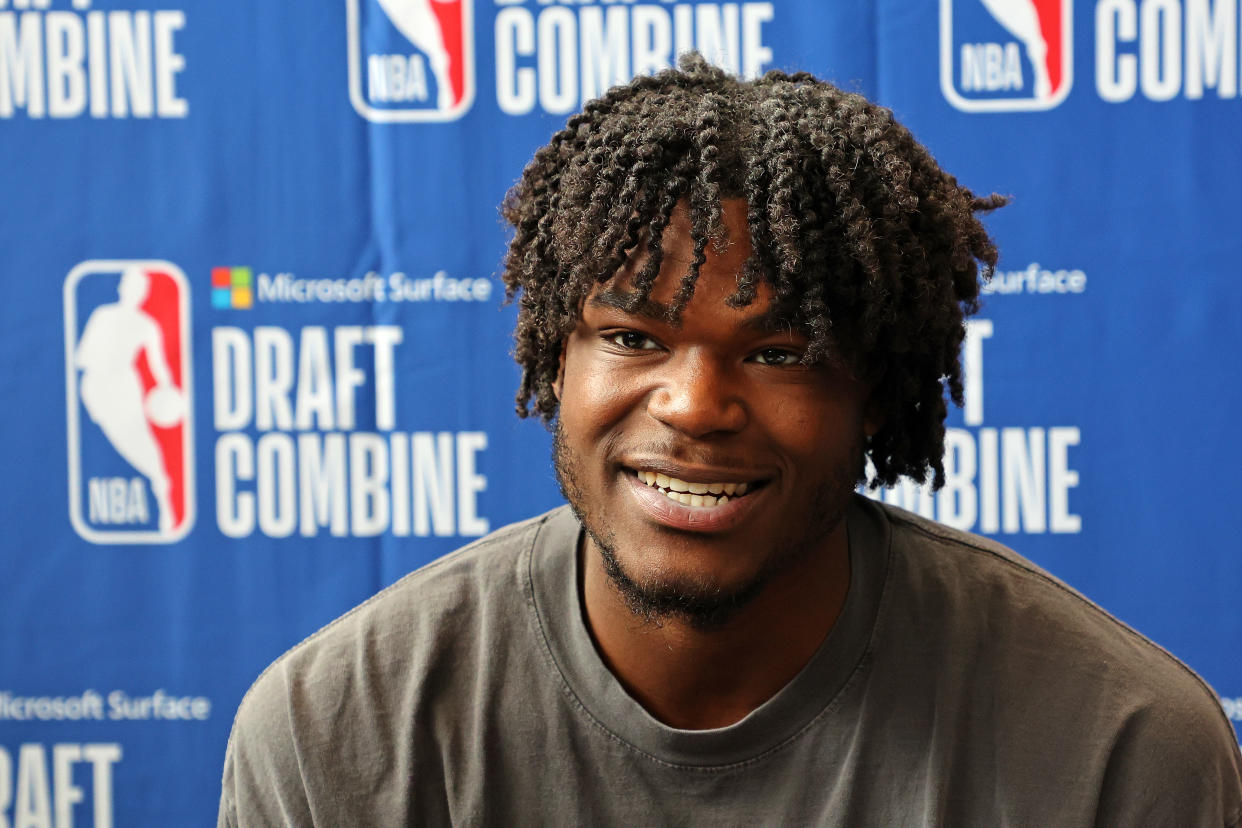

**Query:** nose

left=646, top=350, right=748, bottom=438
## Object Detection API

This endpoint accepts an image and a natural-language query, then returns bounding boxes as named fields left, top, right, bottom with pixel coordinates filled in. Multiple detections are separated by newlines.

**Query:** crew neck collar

left=526, top=495, right=892, bottom=768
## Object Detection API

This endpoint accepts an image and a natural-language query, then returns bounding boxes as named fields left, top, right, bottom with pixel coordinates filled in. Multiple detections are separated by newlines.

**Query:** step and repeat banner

left=2, top=0, right=1239, bottom=823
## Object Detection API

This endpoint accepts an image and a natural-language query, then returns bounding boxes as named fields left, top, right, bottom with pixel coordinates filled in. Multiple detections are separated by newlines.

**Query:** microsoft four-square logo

left=212, top=266, right=252, bottom=309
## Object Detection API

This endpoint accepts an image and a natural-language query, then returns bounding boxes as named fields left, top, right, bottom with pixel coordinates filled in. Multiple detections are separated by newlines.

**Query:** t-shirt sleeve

left=218, top=664, right=315, bottom=828
left=1093, top=688, right=1242, bottom=827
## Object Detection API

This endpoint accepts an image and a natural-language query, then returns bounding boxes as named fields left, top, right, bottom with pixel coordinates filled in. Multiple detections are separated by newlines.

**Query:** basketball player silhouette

left=374, top=0, right=458, bottom=109
left=980, top=0, right=1052, bottom=99
left=75, top=267, right=182, bottom=533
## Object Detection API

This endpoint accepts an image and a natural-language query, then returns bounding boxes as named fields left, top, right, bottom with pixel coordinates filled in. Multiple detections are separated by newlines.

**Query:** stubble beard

left=552, top=422, right=861, bottom=631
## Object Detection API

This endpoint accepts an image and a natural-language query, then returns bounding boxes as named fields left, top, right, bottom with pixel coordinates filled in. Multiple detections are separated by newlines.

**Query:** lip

left=621, top=458, right=773, bottom=486
left=623, top=469, right=767, bottom=533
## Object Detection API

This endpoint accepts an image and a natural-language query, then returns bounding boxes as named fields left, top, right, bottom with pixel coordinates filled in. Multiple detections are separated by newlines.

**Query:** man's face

left=553, top=199, right=876, bottom=627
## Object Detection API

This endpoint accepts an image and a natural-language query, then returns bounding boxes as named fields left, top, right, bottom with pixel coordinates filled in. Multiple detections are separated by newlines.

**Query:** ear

left=552, top=345, right=566, bottom=401
left=863, top=396, right=884, bottom=439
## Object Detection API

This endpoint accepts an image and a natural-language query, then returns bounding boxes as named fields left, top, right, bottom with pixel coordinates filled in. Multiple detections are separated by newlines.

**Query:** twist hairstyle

left=501, top=53, right=1005, bottom=489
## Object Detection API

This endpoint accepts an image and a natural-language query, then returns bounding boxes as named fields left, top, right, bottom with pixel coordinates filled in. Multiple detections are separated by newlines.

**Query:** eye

left=752, top=347, right=801, bottom=366
left=608, top=331, right=661, bottom=351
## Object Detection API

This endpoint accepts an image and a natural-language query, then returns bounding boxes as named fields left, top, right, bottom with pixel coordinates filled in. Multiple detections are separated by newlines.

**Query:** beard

left=552, top=422, right=861, bottom=631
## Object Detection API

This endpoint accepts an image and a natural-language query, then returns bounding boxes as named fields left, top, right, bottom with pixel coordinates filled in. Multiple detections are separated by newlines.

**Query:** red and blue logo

left=941, top=0, right=1072, bottom=112
left=347, top=0, right=475, bottom=122
left=64, top=261, right=195, bottom=544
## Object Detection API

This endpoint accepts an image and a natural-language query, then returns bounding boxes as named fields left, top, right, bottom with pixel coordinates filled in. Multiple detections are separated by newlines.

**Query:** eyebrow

left=587, top=290, right=805, bottom=336
left=587, top=290, right=668, bottom=319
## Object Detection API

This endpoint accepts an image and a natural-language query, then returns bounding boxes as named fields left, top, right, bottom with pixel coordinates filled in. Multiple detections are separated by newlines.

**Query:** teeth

left=637, top=470, right=753, bottom=507
left=661, top=490, right=722, bottom=508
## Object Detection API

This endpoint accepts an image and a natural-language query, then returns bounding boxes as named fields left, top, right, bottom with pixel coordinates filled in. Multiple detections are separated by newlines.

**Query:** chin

left=593, top=531, right=781, bottom=629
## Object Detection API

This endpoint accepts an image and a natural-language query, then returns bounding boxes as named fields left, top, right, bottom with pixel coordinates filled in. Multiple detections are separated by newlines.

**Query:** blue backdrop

left=2, top=0, right=1239, bottom=823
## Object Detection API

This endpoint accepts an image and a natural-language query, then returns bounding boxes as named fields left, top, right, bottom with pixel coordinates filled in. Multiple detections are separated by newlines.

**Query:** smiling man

left=550, top=198, right=874, bottom=731
left=219, top=57, right=1242, bottom=826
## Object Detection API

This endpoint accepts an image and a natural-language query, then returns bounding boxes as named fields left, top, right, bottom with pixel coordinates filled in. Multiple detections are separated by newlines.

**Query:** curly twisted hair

left=500, top=53, right=1004, bottom=489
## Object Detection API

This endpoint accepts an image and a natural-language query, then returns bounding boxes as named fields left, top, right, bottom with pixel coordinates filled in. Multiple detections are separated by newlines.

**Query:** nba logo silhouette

left=347, top=0, right=475, bottom=122
left=64, top=261, right=195, bottom=544
left=941, top=0, right=1072, bottom=111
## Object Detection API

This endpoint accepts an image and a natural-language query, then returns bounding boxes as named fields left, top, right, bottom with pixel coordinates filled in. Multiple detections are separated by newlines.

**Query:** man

left=219, top=56, right=1242, bottom=825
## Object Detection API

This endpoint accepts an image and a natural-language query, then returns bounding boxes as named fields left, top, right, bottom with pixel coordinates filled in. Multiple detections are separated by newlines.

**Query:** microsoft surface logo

left=212, top=267, right=252, bottom=309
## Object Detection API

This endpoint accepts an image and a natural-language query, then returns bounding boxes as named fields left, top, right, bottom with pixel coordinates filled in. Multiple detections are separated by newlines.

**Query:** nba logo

left=63, top=261, right=195, bottom=544
left=941, top=0, right=1072, bottom=112
left=347, top=0, right=475, bottom=122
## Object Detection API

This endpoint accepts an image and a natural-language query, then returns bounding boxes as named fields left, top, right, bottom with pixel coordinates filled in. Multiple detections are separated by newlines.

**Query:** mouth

left=621, top=466, right=770, bottom=532
left=631, top=469, right=762, bottom=508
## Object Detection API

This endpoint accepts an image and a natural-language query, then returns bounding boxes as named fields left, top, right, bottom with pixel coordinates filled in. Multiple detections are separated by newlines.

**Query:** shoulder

left=873, top=498, right=1211, bottom=695
left=219, top=508, right=569, bottom=818
left=866, top=498, right=1242, bottom=820
left=237, top=507, right=561, bottom=709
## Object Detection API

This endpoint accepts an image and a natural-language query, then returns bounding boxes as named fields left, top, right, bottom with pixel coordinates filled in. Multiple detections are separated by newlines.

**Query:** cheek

left=769, top=411, right=825, bottom=458
left=765, top=389, right=868, bottom=458
left=558, top=346, right=644, bottom=437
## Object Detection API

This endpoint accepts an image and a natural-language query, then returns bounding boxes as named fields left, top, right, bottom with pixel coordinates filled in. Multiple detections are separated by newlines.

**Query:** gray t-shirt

left=219, top=497, right=1242, bottom=826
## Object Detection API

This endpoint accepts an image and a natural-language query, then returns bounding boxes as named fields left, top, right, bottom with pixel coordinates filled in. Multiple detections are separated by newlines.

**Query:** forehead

left=599, top=197, right=778, bottom=316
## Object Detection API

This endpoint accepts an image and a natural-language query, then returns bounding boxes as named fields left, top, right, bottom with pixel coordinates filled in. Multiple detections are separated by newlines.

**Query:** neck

left=581, top=521, right=851, bottom=730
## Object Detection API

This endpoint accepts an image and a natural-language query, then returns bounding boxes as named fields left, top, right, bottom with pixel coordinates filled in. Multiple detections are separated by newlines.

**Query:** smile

left=634, top=470, right=752, bottom=508
left=623, top=467, right=768, bottom=533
